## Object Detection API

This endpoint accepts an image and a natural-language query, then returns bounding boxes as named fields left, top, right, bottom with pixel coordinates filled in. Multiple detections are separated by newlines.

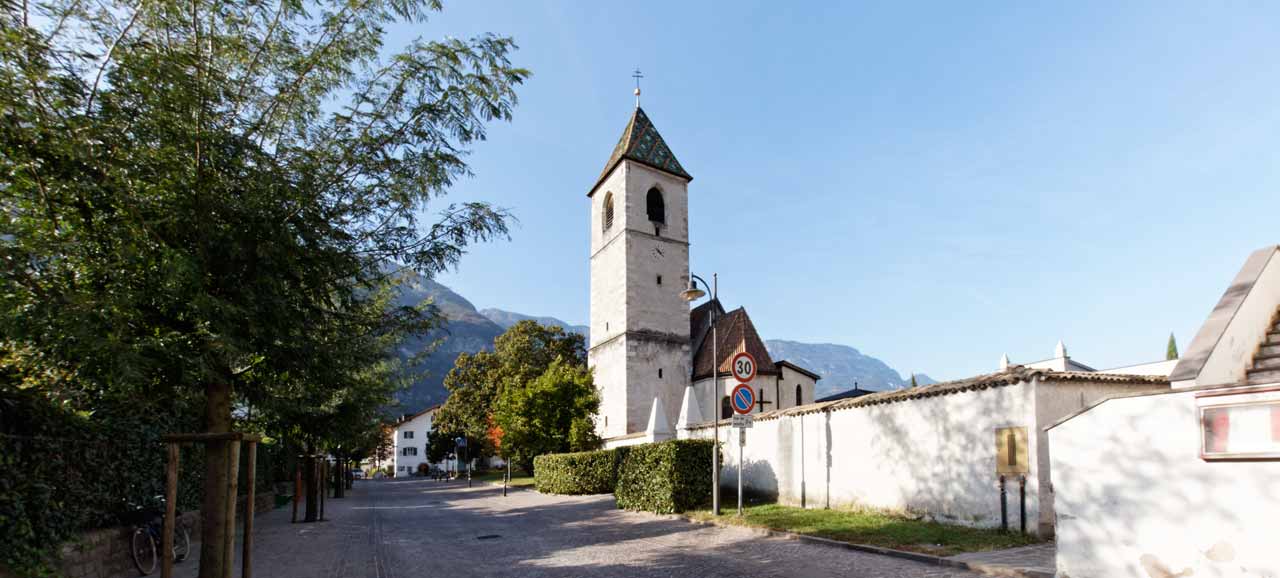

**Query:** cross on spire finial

left=632, top=67, right=643, bottom=108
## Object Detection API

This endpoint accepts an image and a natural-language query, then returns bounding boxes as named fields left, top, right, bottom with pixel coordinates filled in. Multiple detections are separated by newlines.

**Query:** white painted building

left=392, top=405, right=439, bottom=476
left=1050, top=245, right=1280, bottom=577
left=586, top=106, right=819, bottom=447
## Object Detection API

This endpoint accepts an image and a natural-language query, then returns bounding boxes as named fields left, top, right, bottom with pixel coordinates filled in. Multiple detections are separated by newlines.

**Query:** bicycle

left=129, top=503, right=191, bottom=576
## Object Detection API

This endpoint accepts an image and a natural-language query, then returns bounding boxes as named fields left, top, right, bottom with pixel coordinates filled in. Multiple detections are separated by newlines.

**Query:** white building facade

left=392, top=405, right=438, bottom=476
left=1050, top=245, right=1280, bottom=577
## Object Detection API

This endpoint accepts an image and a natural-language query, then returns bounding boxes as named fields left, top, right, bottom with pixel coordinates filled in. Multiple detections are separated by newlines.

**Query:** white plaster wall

left=393, top=411, right=435, bottom=475
left=692, top=382, right=1047, bottom=533
left=590, top=336, right=629, bottom=439
left=1050, top=388, right=1280, bottom=577
left=624, top=338, right=691, bottom=433
left=777, top=365, right=817, bottom=410
left=1032, top=380, right=1170, bottom=534
left=588, top=164, right=628, bottom=350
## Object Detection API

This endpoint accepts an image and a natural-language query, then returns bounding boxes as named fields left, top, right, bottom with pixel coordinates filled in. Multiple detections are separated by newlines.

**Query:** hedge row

left=533, top=439, right=716, bottom=514
left=533, top=447, right=627, bottom=495
left=615, top=439, right=715, bottom=514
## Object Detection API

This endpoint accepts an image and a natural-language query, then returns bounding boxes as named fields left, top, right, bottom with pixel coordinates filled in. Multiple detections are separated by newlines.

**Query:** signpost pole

left=737, top=429, right=744, bottom=516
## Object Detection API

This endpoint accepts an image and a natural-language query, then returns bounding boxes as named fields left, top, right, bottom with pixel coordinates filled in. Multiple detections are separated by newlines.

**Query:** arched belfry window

left=646, top=187, right=665, bottom=224
left=795, top=384, right=803, bottom=406
left=603, top=192, right=615, bottom=231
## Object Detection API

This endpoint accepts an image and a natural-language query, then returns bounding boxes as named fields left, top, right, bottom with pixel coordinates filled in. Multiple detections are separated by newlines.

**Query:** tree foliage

left=0, top=0, right=527, bottom=573
left=494, top=358, right=600, bottom=472
left=436, top=321, right=593, bottom=471
left=1166, top=332, right=1179, bottom=361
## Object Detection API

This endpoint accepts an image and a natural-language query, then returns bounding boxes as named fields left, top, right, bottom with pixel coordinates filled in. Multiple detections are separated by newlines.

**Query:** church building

left=586, top=105, right=819, bottom=446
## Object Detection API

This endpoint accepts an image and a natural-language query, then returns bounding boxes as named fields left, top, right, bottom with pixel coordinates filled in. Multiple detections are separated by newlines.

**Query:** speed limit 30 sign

left=730, top=351, right=757, bottom=383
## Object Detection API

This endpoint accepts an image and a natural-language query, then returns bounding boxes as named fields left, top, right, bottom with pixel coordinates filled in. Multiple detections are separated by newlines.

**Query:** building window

left=721, top=396, right=732, bottom=420
left=795, top=384, right=803, bottom=406
left=403, top=431, right=414, bottom=439
left=658, top=368, right=663, bottom=379
left=603, top=192, right=615, bottom=231
left=657, top=274, right=662, bottom=285
left=646, top=187, right=665, bottom=223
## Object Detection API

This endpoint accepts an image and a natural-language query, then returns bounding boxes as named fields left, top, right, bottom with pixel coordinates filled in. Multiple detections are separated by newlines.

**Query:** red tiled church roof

left=691, top=303, right=778, bottom=380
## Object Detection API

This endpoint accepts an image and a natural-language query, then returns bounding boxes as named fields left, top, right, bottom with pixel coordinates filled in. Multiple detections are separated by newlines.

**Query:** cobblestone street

left=140, top=478, right=986, bottom=578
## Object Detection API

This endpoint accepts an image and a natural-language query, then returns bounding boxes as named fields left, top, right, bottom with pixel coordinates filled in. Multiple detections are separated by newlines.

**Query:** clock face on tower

left=650, top=246, right=664, bottom=261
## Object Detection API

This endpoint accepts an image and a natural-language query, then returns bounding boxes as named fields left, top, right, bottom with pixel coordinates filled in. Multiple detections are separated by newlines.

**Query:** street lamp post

left=681, top=273, right=720, bottom=516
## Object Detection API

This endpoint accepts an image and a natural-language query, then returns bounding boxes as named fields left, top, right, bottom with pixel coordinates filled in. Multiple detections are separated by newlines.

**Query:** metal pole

left=504, top=460, right=510, bottom=496
left=1019, top=475, right=1027, bottom=535
left=711, top=273, right=720, bottom=516
left=466, top=441, right=472, bottom=487
left=737, top=429, right=743, bottom=516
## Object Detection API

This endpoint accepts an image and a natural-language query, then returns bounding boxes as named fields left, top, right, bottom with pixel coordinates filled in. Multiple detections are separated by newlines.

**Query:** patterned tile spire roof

left=588, top=107, right=692, bottom=196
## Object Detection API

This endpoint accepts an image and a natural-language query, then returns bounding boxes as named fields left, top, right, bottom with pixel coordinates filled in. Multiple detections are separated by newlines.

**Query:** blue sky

left=417, top=2, right=1280, bottom=381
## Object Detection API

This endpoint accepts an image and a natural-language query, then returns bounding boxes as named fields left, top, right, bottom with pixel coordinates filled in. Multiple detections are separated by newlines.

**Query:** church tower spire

left=587, top=103, right=693, bottom=442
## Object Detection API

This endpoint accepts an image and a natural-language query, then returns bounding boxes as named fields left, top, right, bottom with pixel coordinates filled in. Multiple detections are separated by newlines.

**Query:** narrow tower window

left=795, top=384, right=803, bottom=406
left=658, top=368, right=663, bottom=379
left=603, top=192, right=615, bottom=231
left=646, top=187, right=665, bottom=223
left=721, top=396, right=732, bottom=420
left=656, top=275, right=662, bottom=285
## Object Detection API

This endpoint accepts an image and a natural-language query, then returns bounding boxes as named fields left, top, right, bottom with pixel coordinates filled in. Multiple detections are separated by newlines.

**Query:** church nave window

left=603, top=192, right=615, bottom=231
left=795, top=384, right=803, bottom=406
left=721, top=396, right=732, bottom=420
left=646, top=187, right=665, bottom=224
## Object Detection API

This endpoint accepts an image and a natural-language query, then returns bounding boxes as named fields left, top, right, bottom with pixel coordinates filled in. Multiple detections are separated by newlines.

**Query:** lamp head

left=680, top=279, right=707, bottom=302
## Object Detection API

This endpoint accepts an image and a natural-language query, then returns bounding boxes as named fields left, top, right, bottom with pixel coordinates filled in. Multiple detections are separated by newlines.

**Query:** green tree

left=436, top=321, right=584, bottom=458
left=1167, top=333, right=1179, bottom=360
left=436, top=321, right=587, bottom=467
left=909, top=373, right=918, bottom=388
left=494, top=358, right=600, bottom=473
left=0, top=0, right=527, bottom=574
left=426, top=429, right=458, bottom=465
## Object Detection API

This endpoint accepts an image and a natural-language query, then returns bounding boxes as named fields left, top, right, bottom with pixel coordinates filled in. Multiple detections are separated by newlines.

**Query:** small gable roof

left=589, top=107, right=692, bottom=197
left=691, top=306, right=778, bottom=380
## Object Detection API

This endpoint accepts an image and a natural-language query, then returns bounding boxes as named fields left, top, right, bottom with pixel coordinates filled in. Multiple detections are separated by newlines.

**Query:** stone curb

left=670, top=514, right=1054, bottom=578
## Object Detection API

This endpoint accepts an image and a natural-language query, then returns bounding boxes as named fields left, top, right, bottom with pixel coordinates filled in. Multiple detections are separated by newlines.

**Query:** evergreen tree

left=909, top=373, right=918, bottom=387
left=1167, top=333, right=1180, bottom=360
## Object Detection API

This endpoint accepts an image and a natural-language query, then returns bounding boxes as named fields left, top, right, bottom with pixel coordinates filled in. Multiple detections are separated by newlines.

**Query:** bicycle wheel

left=173, top=524, right=191, bottom=562
left=130, top=527, right=157, bottom=575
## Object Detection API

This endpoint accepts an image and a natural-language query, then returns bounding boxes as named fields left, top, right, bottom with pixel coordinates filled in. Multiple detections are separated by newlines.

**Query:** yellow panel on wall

left=995, top=426, right=1029, bottom=475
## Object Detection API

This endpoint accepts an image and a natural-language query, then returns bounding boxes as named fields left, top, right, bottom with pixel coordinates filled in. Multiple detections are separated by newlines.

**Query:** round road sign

left=731, top=352, right=757, bottom=383
left=731, top=384, right=755, bottom=415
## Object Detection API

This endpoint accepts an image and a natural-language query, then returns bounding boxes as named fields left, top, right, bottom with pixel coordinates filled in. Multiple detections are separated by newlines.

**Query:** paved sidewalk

left=949, top=543, right=1056, bottom=577
left=130, top=478, right=987, bottom=577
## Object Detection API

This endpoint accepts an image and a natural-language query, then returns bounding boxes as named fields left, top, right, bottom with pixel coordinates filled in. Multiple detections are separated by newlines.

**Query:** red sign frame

left=731, top=384, right=755, bottom=415
left=730, top=351, right=757, bottom=383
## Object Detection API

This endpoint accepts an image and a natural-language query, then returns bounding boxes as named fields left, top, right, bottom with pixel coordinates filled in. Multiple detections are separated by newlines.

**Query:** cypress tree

left=1166, top=333, right=1179, bottom=360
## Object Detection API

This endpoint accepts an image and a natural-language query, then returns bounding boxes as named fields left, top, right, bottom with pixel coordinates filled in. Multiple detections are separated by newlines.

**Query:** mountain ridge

left=391, top=278, right=934, bottom=413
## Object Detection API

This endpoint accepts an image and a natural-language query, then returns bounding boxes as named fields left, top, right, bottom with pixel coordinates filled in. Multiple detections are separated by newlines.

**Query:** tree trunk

left=304, top=452, right=318, bottom=522
left=333, top=455, right=345, bottom=499
left=198, top=381, right=232, bottom=578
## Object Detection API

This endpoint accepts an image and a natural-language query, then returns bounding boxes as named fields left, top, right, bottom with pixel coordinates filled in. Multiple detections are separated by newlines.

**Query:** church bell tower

left=587, top=106, right=693, bottom=441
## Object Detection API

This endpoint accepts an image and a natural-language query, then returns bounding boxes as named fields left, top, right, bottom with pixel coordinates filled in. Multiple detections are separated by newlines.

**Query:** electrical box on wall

left=995, top=426, right=1029, bottom=475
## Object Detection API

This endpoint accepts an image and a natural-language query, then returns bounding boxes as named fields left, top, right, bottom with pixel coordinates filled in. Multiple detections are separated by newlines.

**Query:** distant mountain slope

left=391, top=274, right=504, bottom=412
left=479, top=308, right=588, bottom=338
left=765, top=340, right=935, bottom=398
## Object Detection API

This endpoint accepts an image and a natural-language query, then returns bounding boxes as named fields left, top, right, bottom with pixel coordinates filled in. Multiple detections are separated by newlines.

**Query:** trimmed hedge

left=615, top=439, right=715, bottom=514
left=533, top=447, right=627, bottom=495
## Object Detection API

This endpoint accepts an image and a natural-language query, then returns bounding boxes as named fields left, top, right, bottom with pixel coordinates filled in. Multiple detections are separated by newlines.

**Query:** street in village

left=140, top=479, right=992, bottom=578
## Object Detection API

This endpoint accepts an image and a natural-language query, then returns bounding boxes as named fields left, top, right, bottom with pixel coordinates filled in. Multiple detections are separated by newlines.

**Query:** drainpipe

left=1019, top=475, right=1027, bottom=535
left=999, top=475, right=1007, bottom=531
